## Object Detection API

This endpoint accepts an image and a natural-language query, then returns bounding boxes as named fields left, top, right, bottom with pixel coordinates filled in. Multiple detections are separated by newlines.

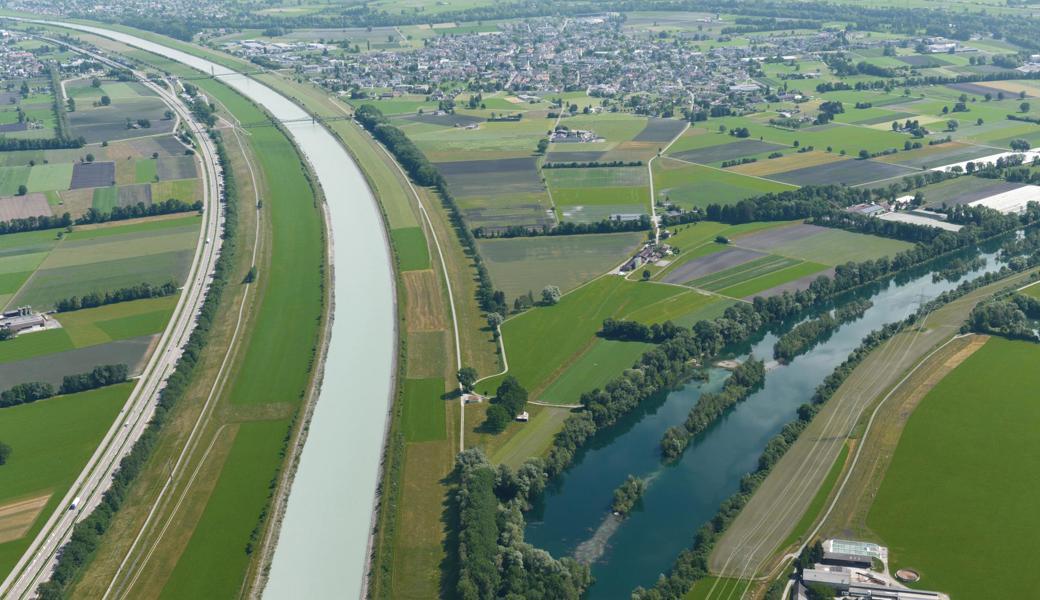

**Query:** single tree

left=16, top=184, right=26, bottom=196
left=541, top=285, right=561, bottom=305
left=1021, top=101, right=1031, bottom=113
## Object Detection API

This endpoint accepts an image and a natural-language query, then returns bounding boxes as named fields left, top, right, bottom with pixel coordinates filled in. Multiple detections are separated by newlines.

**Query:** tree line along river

left=36, top=21, right=397, bottom=599
left=526, top=240, right=1008, bottom=597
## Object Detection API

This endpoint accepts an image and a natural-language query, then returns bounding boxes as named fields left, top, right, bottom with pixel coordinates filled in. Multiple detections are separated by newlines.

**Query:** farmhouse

left=0, top=306, right=45, bottom=334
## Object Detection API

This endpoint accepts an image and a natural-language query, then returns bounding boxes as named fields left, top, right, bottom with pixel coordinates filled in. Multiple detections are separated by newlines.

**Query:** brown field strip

left=403, top=270, right=447, bottom=332
left=728, top=151, right=844, bottom=177
left=0, top=493, right=51, bottom=544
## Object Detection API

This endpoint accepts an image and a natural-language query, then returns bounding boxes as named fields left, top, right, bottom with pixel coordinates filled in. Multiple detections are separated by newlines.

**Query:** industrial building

left=0, top=306, right=45, bottom=335
left=797, top=540, right=947, bottom=600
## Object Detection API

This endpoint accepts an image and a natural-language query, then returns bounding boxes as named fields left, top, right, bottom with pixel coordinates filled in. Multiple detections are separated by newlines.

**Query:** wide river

left=526, top=242, right=1006, bottom=597
left=43, top=22, right=396, bottom=599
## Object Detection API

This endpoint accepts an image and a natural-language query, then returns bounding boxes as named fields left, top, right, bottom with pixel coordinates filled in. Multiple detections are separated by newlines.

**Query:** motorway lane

left=0, top=39, right=225, bottom=600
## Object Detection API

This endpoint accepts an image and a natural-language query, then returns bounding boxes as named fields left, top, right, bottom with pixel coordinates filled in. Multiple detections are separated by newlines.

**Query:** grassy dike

left=245, top=72, right=464, bottom=599
left=19, top=24, right=329, bottom=599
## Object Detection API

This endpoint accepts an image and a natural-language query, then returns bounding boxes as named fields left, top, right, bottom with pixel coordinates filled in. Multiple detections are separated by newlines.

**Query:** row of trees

left=454, top=449, right=591, bottom=600
left=472, top=215, right=651, bottom=238
left=0, top=364, right=128, bottom=409
left=543, top=160, right=643, bottom=169
left=75, top=198, right=202, bottom=225
left=55, top=281, right=178, bottom=312
left=660, top=357, right=765, bottom=461
left=60, top=364, right=129, bottom=394
left=355, top=104, right=509, bottom=316
left=37, top=130, right=243, bottom=600
left=773, top=300, right=871, bottom=363
left=0, top=212, right=72, bottom=236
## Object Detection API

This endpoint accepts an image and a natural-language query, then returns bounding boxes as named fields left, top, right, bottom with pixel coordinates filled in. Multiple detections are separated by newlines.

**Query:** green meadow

left=0, top=384, right=132, bottom=574
left=868, top=337, right=1040, bottom=599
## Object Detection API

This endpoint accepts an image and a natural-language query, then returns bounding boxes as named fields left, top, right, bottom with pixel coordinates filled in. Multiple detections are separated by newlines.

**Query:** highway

left=0, top=37, right=225, bottom=600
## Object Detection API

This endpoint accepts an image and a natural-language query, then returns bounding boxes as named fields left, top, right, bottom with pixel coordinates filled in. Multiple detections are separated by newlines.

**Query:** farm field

left=657, top=223, right=908, bottom=298
left=9, top=219, right=198, bottom=310
left=400, top=377, right=447, bottom=442
left=478, top=276, right=719, bottom=401
left=66, top=79, right=176, bottom=144
left=653, top=158, right=795, bottom=209
left=390, top=226, right=431, bottom=271
left=477, top=232, right=645, bottom=299
left=731, top=223, right=913, bottom=265
left=0, top=384, right=133, bottom=574
left=867, top=337, right=1040, bottom=599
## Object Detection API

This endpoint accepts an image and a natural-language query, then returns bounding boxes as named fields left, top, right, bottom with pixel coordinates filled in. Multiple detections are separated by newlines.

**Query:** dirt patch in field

left=632, top=118, right=687, bottom=143
left=730, top=152, right=845, bottom=177
left=403, top=270, right=447, bottom=331
left=117, top=183, right=153, bottom=207
left=672, top=139, right=787, bottom=164
left=70, top=162, right=116, bottom=189
left=661, top=247, right=767, bottom=284
left=0, top=192, right=51, bottom=220
left=732, top=223, right=827, bottom=250
left=768, top=158, right=915, bottom=187
left=435, top=156, right=544, bottom=197
left=56, top=187, right=95, bottom=217
left=0, top=493, right=51, bottom=544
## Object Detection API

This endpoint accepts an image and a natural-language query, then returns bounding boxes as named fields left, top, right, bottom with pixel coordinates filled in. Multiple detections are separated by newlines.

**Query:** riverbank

left=20, top=19, right=394, bottom=598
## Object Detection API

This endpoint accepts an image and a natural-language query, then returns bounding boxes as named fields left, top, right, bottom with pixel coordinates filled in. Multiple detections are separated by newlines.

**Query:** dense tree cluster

left=772, top=300, right=872, bottom=363
left=75, top=198, right=201, bottom=225
left=660, top=357, right=765, bottom=460
left=967, top=293, right=1040, bottom=340
left=454, top=449, right=591, bottom=600
left=483, top=376, right=529, bottom=432
left=601, top=317, right=682, bottom=343
left=38, top=131, right=244, bottom=600
left=611, top=475, right=647, bottom=515
left=932, top=256, right=987, bottom=283
left=55, top=281, right=178, bottom=312
left=773, top=315, right=838, bottom=363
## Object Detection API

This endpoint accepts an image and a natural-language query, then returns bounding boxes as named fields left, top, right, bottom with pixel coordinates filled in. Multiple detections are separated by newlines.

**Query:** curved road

left=14, top=20, right=397, bottom=600
left=0, top=37, right=225, bottom=600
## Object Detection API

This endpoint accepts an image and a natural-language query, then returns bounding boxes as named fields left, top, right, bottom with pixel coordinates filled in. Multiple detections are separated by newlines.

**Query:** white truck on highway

left=69, top=497, right=81, bottom=511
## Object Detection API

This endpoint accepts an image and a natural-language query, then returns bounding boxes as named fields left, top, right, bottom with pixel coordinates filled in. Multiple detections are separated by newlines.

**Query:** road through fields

left=27, top=21, right=398, bottom=600
left=0, top=38, right=226, bottom=600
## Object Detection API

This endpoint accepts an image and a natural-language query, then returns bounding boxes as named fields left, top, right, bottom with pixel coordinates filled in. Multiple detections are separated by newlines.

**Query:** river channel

left=526, top=242, right=1007, bottom=597
left=39, top=22, right=396, bottom=599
